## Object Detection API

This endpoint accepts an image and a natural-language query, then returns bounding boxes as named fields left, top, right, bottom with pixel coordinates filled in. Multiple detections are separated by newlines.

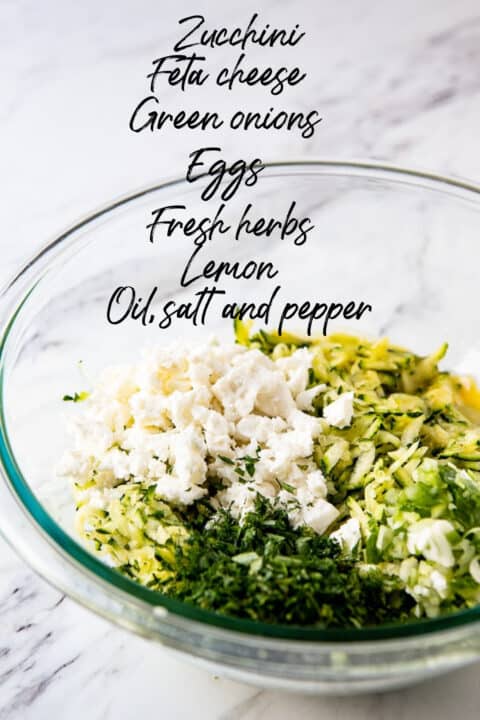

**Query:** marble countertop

left=2, top=0, right=480, bottom=717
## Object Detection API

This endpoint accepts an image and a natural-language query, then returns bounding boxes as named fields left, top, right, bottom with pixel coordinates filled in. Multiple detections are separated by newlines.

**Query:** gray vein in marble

left=0, top=654, right=80, bottom=720
left=378, top=201, right=435, bottom=336
left=378, top=302, right=406, bottom=336
left=218, top=690, right=265, bottom=720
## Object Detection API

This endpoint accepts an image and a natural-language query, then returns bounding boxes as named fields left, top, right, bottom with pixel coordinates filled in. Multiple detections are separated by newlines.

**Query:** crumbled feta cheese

left=469, top=556, right=480, bottom=583
left=275, top=348, right=312, bottom=397
left=330, top=518, right=361, bottom=553
left=212, top=349, right=294, bottom=420
left=306, top=470, right=328, bottom=497
left=429, top=569, right=448, bottom=597
left=235, top=415, right=287, bottom=444
left=323, top=392, right=354, bottom=429
left=296, top=385, right=326, bottom=412
left=300, top=499, right=339, bottom=535
left=407, top=519, right=455, bottom=568
left=59, top=339, right=340, bottom=534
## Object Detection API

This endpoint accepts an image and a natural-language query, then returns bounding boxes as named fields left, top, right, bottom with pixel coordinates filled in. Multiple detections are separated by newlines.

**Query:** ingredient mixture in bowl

left=58, top=322, right=480, bottom=628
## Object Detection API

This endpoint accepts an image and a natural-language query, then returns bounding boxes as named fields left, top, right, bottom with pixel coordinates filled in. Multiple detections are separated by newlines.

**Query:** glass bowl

left=2, top=161, right=480, bottom=695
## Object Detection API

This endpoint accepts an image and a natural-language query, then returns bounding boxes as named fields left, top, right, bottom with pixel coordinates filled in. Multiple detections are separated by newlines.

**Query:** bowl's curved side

left=1, top=457, right=480, bottom=693
left=2, top=161, right=480, bottom=691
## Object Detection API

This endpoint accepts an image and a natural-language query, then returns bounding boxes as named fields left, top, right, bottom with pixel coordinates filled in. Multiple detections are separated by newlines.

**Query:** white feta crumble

left=429, top=569, right=448, bottom=597
left=59, top=338, right=338, bottom=534
left=330, top=517, right=361, bottom=553
left=275, top=348, right=313, bottom=397
left=296, top=499, right=339, bottom=535
left=296, top=385, right=326, bottom=412
left=407, top=518, right=455, bottom=568
left=469, top=557, right=480, bottom=583
left=323, top=391, right=354, bottom=429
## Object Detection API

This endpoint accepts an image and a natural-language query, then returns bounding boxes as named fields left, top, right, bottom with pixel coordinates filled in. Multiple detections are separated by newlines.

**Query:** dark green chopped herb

left=239, top=446, right=261, bottom=478
left=63, top=391, right=89, bottom=402
left=162, top=496, right=413, bottom=627
left=277, top=480, right=296, bottom=494
left=218, top=448, right=261, bottom=481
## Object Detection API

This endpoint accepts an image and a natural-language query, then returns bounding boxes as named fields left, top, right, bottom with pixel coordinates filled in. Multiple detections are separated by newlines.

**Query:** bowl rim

left=2, top=158, right=480, bottom=644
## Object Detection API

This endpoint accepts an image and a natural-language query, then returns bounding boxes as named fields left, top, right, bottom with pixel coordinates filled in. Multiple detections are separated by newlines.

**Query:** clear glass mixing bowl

left=2, top=161, right=480, bottom=694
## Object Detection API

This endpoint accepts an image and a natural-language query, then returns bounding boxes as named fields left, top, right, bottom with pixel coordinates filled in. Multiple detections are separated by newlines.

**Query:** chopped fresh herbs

left=242, top=447, right=261, bottom=477
left=166, top=496, right=413, bottom=627
left=63, top=391, right=89, bottom=402
left=82, top=489, right=412, bottom=627
left=277, top=480, right=296, bottom=494
left=217, top=446, right=261, bottom=482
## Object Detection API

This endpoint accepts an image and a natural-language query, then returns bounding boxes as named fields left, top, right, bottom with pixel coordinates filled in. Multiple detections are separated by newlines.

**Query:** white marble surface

left=2, top=0, right=480, bottom=716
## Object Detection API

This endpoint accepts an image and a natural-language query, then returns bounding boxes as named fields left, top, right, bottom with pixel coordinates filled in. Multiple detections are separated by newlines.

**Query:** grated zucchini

left=68, top=322, right=480, bottom=626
